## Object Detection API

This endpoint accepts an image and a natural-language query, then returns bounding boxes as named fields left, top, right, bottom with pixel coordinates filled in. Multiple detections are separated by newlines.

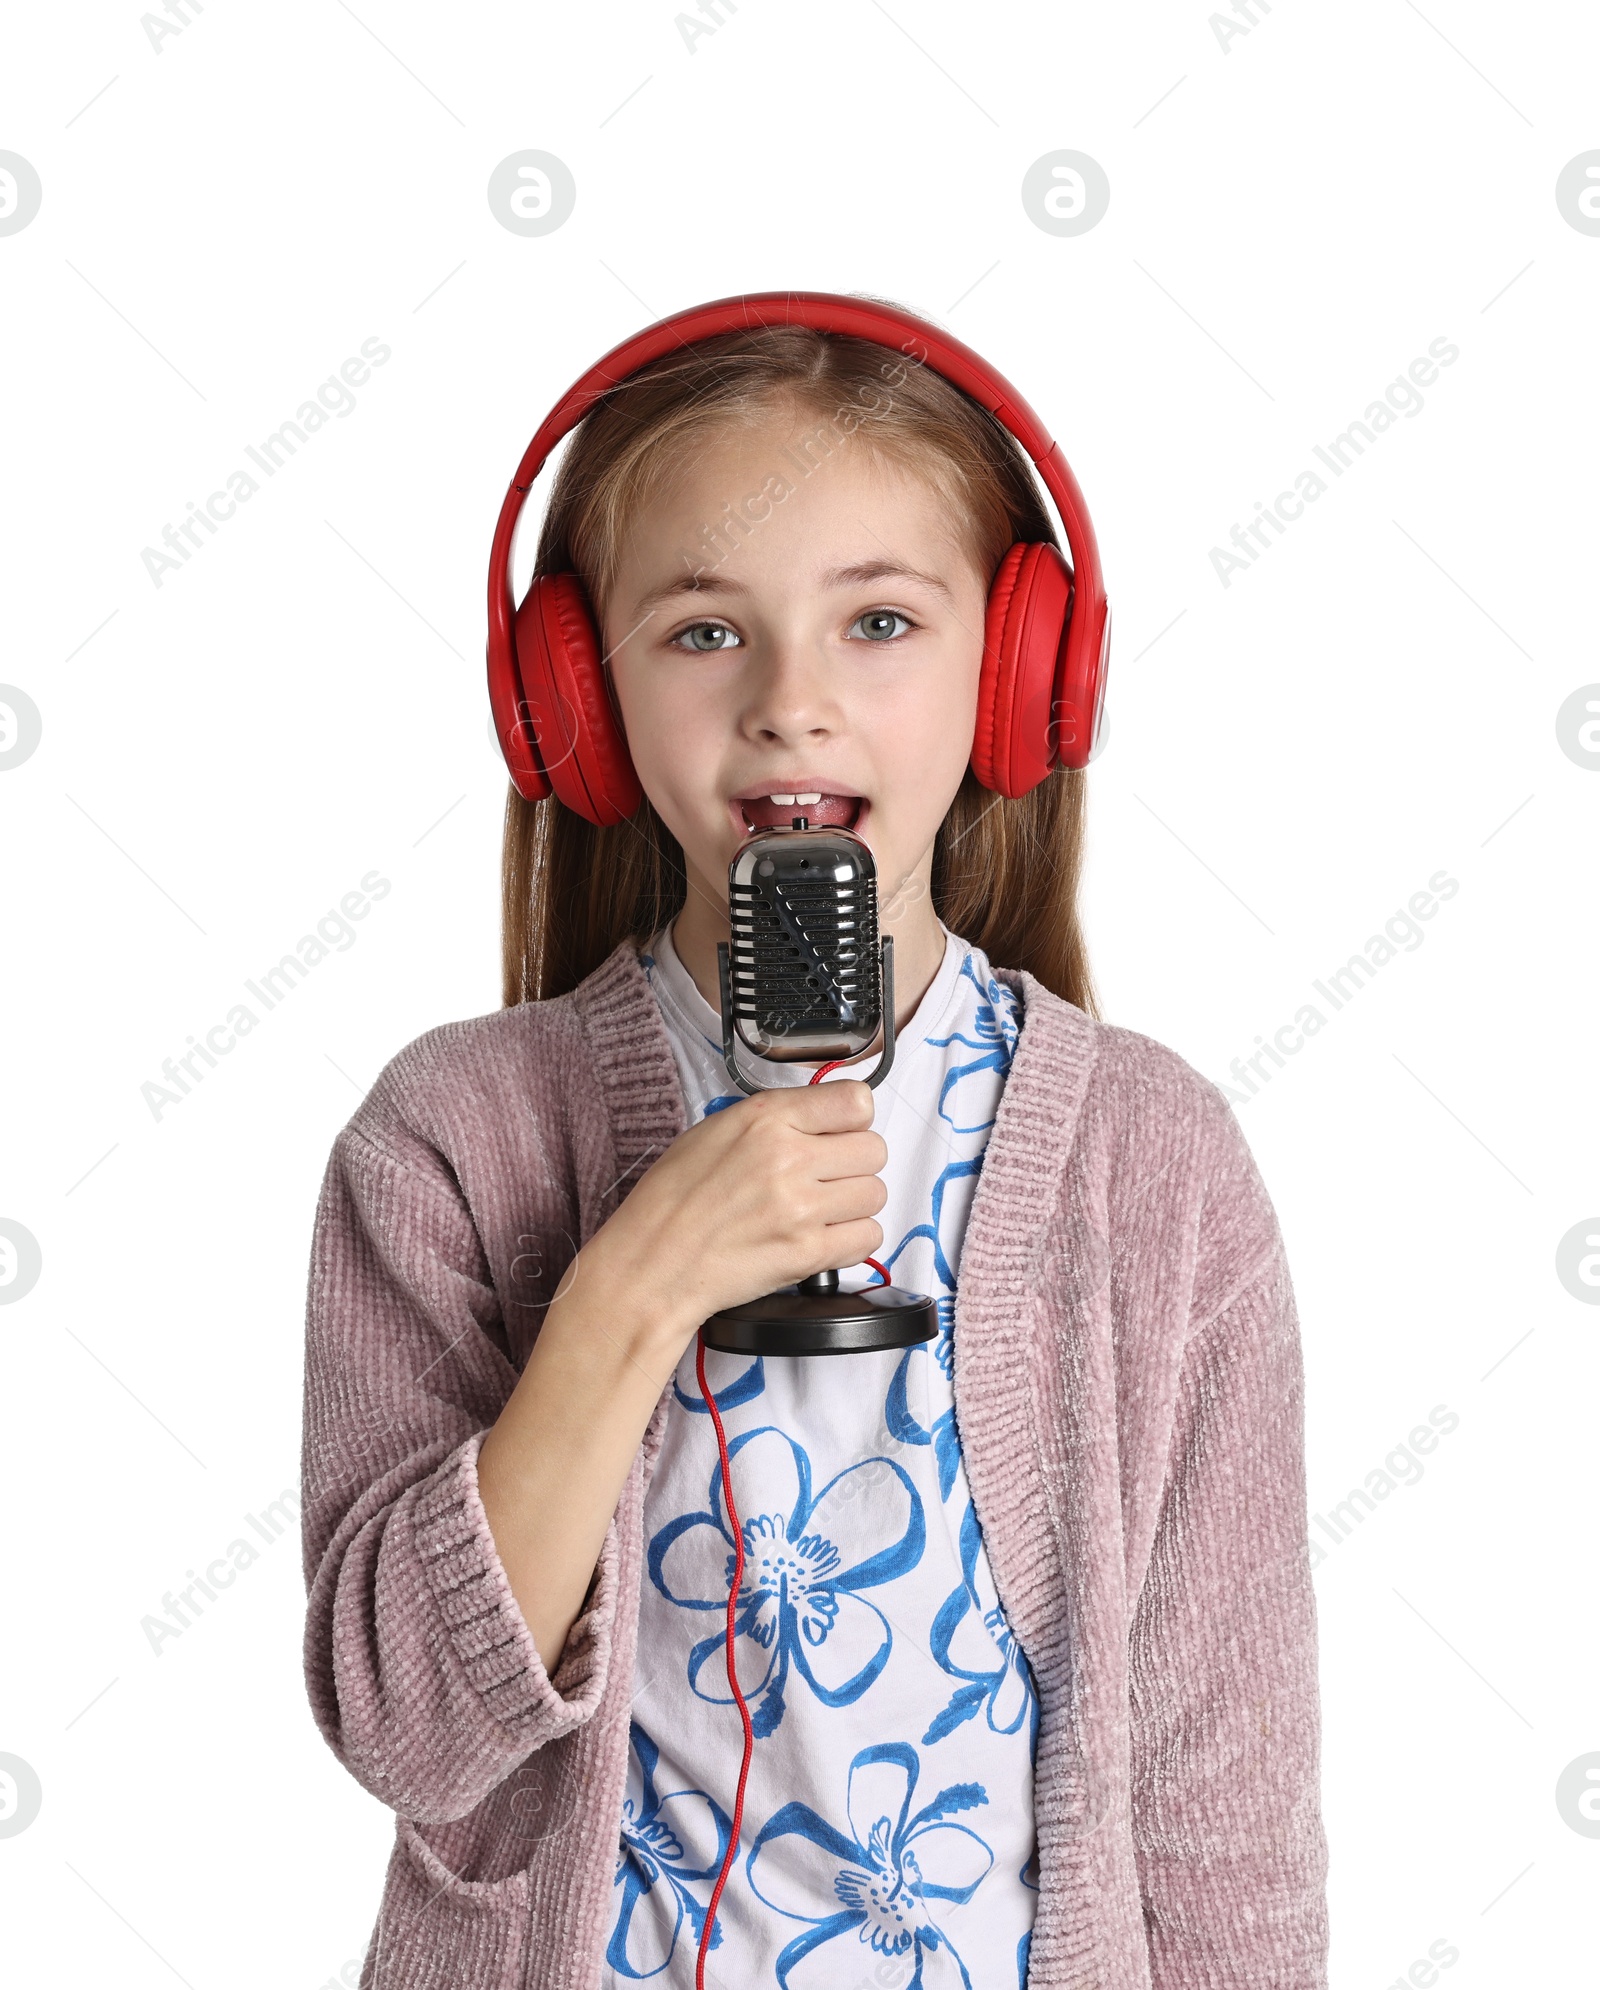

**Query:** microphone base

left=700, top=1274, right=938, bottom=1358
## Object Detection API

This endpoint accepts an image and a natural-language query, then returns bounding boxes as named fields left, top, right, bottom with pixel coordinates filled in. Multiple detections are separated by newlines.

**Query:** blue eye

left=850, top=609, right=913, bottom=642
left=673, top=621, right=741, bottom=652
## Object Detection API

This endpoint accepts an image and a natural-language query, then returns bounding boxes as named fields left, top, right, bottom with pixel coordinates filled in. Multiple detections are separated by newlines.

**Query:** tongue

left=741, top=794, right=860, bottom=831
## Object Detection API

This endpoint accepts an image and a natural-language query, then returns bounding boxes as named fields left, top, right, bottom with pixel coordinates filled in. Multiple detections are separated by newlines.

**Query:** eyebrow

left=631, top=558, right=956, bottom=621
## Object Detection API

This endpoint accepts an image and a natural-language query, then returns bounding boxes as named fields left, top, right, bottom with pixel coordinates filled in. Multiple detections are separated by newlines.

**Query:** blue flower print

left=923, top=1501, right=1039, bottom=1753
left=926, top=955, right=1021, bottom=1134
left=885, top=1295, right=961, bottom=1501
left=606, top=1723, right=732, bottom=1978
left=746, top=1740, right=994, bottom=1989
left=882, top=1157, right=984, bottom=1505
left=883, top=1157, right=983, bottom=1301
left=673, top=1351, right=766, bottom=1418
left=648, top=1426, right=925, bottom=1740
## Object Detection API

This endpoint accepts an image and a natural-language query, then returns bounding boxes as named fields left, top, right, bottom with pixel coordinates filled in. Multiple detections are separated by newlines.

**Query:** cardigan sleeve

left=1127, top=1235, right=1330, bottom=1987
left=300, top=1113, right=620, bottom=1826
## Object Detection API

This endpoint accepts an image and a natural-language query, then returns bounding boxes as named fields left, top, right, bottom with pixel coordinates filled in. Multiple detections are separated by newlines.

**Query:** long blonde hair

left=501, top=309, right=1100, bottom=1019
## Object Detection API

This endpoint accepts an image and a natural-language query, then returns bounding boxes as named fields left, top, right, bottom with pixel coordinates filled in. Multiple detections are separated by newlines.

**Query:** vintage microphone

left=699, top=819, right=938, bottom=1357
left=692, top=820, right=939, bottom=1983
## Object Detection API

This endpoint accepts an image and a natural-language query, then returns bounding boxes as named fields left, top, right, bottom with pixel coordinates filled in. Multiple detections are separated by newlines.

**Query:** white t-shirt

left=598, top=923, right=1041, bottom=1990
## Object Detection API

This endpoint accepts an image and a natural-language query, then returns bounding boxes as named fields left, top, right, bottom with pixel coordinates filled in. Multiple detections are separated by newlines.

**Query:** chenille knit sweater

left=300, top=939, right=1330, bottom=1989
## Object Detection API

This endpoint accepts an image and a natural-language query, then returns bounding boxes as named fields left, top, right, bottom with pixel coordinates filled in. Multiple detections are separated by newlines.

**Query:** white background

left=2, top=2, right=1597, bottom=1985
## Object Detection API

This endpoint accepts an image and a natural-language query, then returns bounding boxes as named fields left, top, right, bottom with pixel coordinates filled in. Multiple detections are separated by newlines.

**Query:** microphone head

left=726, top=825, right=882, bottom=1062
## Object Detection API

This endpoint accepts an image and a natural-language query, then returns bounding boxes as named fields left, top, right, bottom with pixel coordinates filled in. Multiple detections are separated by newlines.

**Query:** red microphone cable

left=692, top=1059, right=889, bottom=1985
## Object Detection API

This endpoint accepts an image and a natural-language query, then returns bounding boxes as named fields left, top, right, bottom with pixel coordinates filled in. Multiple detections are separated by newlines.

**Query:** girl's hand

left=567, top=1079, right=887, bottom=1367
left=479, top=1081, right=884, bottom=1673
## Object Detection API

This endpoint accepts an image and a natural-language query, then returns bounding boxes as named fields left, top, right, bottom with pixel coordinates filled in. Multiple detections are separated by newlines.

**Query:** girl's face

left=603, top=410, right=989, bottom=992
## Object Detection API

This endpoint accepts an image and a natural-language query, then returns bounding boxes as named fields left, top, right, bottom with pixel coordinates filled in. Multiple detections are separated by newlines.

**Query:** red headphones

left=486, top=291, right=1110, bottom=826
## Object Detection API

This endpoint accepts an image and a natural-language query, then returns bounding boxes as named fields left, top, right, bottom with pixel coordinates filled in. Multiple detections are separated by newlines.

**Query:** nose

left=738, top=630, right=842, bottom=749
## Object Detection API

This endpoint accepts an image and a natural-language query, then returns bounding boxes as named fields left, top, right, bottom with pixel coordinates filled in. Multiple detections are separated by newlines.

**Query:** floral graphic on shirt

left=881, top=1156, right=981, bottom=1505
left=873, top=959, right=1020, bottom=1508
left=745, top=1739, right=994, bottom=1989
left=648, top=1425, right=925, bottom=1740
left=884, top=1291, right=962, bottom=1501
left=927, top=956, right=1021, bottom=1133
left=673, top=1353, right=765, bottom=1418
left=605, top=1722, right=732, bottom=1979
left=924, top=1499, right=1039, bottom=1755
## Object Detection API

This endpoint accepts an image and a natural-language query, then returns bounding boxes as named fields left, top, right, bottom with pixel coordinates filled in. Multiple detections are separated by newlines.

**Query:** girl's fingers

left=815, top=1218, right=886, bottom=1270
left=805, top=1130, right=888, bottom=1182
left=614, top=1095, right=892, bottom=1317
left=808, top=1174, right=889, bottom=1228
left=780, top=1080, right=876, bottom=1130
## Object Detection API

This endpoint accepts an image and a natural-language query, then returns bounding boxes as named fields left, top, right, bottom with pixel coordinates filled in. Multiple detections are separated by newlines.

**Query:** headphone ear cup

left=1054, top=594, right=1111, bottom=770
left=972, top=542, right=1073, bottom=798
left=489, top=591, right=552, bottom=804
left=514, top=574, right=642, bottom=826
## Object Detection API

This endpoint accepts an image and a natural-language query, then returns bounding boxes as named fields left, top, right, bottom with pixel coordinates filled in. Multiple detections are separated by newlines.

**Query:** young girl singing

left=300, top=294, right=1330, bottom=1990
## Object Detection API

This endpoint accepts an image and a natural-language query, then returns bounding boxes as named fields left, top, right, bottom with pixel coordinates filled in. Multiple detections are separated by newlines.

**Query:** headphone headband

left=487, top=290, right=1106, bottom=702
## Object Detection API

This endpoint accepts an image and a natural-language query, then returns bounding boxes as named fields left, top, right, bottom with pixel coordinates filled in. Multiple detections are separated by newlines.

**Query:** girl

left=301, top=295, right=1329, bottom=1990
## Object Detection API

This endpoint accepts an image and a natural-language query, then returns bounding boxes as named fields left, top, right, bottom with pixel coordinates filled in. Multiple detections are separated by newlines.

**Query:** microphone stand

left=702, top=933, right=938, bottom=1357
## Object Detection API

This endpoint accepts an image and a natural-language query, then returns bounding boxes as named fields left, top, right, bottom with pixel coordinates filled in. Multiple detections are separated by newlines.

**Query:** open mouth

left=738, top=791, right=864, bottom=833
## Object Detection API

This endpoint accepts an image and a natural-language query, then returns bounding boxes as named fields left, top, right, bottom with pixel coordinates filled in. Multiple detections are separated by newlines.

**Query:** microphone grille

left=727, top=828, right=881, bottom=1058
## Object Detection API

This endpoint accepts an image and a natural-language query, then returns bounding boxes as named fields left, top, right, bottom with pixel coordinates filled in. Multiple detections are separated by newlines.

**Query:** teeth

left=768, top=793, right=796, bottom=806
left=793, top=792, right=822, bottom=805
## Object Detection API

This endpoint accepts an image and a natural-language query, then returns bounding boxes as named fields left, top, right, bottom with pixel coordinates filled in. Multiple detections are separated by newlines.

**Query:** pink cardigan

left=300, top=940, right=1329, bottom=1987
